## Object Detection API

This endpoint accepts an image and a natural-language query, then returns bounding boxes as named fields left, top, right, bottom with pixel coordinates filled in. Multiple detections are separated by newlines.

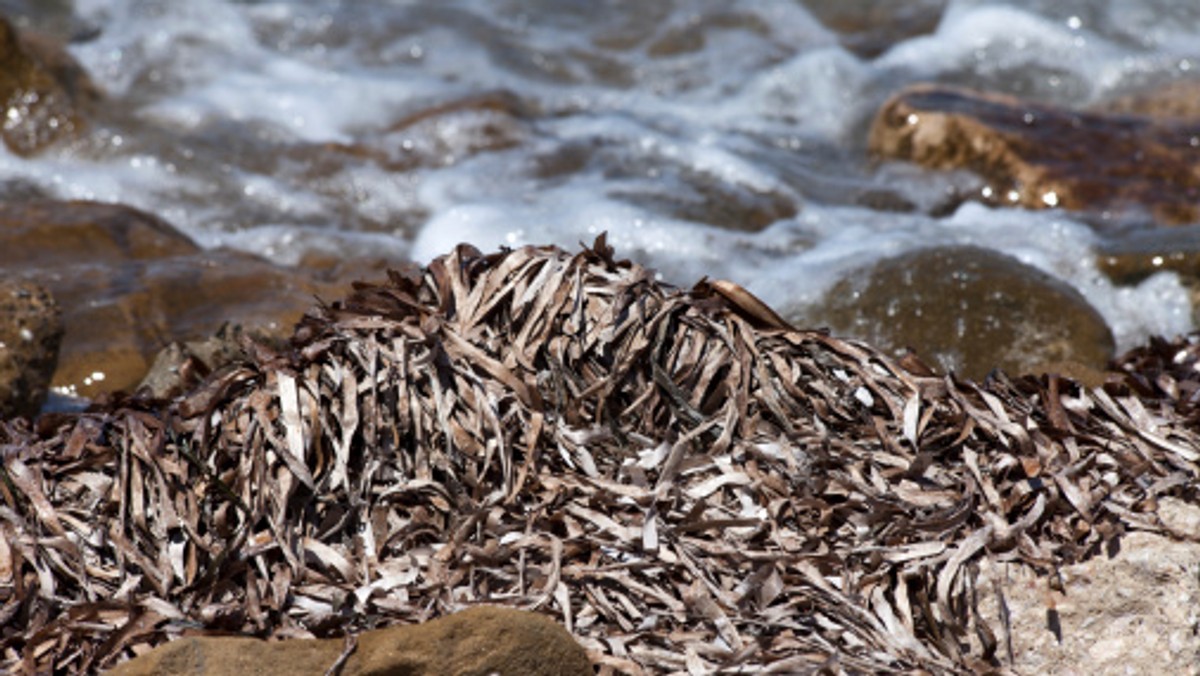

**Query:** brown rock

left=135, top=323, right=255, bottom=400
left=1094, top=78, right=1200, bottom=121
left=0, top=14, right=97, bottom=156
left=800, top=1, right=944, bottom=59
left=0, top=200, right=196, bottom=265
left=106, top=606, right=591, bottom=676
left=644, top=11, right=770, bottom=58
left=1098, top=248, right=1200, bottom=287
left=800, top=245, right=1115, bottom=380
left=376, top=90, right=530, bottom=172
left=868, top=84, right=1200, bottom=224
left=1094, top=235, right=1200, bottom=327
left=0, top=280, right=62, bottom=418
left=611, top=174, right=797, bottom=232
left=0, top=201, right=351, bottom=397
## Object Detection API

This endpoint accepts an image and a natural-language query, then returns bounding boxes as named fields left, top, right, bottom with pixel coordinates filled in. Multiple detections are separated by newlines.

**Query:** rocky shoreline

left=2, top=240, right=1198, bottom=674
left=2, top=9, right=1200, bottom=675
left=3, top=12, right=1200, bottom=394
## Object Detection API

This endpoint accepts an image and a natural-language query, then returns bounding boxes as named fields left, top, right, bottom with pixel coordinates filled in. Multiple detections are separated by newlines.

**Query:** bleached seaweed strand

left=275, top=371, right=316, bottom=491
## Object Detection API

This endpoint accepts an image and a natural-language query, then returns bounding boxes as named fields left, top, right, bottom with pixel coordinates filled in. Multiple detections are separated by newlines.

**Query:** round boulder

left=106, top=606, right=592, bottom=676
left=802, top=245, right=1115, bottom=380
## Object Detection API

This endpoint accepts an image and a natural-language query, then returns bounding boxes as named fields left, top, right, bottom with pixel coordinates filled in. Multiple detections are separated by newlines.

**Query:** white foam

left=1, top=0, right=1193, bottom=357
left=732, top=46, right=872, bottom=141
left=234, top=171, right=327, bottom=221
left=877, top=4, right=1134, bottom=103
left=72, top=0, right=261, bottom=95
left=0, top=145, right=207, bottom=231
left=215, top=224, right=410, bottom=268
left=888, top=3, right=1114, bottom=69
left=413, top=178, right=736, bottom=286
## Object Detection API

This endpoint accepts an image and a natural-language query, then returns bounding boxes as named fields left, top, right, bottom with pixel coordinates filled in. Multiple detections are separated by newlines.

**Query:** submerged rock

left=380, top=89, right=530, bottom=171
left=0, top=201, right=350, bottom=398
left=800, top=1, right=945, bottom=59
left=107, top=606, right=591, bottom=676
left=609, top=172, right=798, bottom=232
left=803, top=245, right=1115, bottom=380
left=0, top=14, right=97, bottom=156
left=0, top=280, right=62, bottom=418
left=869, top=84, right=1200, bottom=224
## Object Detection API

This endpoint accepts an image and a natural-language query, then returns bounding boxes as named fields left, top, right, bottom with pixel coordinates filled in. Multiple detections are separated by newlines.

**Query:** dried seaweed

left=2, top=238, right=1198, bottom=674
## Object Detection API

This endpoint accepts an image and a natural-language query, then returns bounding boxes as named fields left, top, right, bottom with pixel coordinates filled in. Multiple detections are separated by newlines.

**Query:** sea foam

left=0, top=0, right=1192, bottom=353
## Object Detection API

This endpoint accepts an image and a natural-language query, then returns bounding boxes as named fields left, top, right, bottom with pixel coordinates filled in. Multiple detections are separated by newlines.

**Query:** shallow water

left=2, top=0, right=1197, bottom=352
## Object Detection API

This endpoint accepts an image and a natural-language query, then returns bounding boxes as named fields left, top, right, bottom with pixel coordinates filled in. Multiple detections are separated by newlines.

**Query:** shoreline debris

left=2, top=237, right=1197, bottom=673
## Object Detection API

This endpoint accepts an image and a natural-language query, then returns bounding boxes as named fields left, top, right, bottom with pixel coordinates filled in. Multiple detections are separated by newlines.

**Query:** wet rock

left=852, top=186, right=918, bottom=213
left=0, top=201, right=351, bottom=398
left=611, top=172, right=797, bottom=232
left=1094, top=230, right=1200, bottom=326
left=1093, top=78, right=1200, bottom=121
left=0, top=281, right=63, bottom=418
left=0, top=2, right=87, bottom=43
left=1097, top=249, right=1200, bottom=328
left=164, top=91, right=525, bottom=235
left=378, top=90, right=531, bottom=171
left=0, top=14, right=97, bottom=156
left=136, top=324, right=257, bottom=401
left=645, top=11, right=769, bottom=58
left=801, top=246, right=1115, bottom=380
left=1098, top=248, right=1200, bottom=287
left=532, top=135, right=798, bottom=232
left=868, top=84, right=1200, bottom=225
left=141, top=122, right=426, bottom=236
left=106, top=606, right=591, bottom=676
left=974, top=526, right=1200, bottom=675
left=250, top=92, right=529, bottom=176
left=801, top=0, right=945, bottom=59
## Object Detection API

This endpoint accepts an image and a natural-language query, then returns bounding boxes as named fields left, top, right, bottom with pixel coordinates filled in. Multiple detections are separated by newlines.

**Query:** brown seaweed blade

left=1, top=238, right=1198, bottom=674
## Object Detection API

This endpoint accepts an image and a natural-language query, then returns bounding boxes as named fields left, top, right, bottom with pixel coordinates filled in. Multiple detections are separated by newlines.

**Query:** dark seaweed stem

left=173, top=434, right=253, bottom=520
left=1, top=238, right=1198, bottom=674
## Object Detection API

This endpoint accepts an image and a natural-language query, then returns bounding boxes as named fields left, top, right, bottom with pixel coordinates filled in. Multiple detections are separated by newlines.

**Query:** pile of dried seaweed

left=2, top=238, right=1198, bottom=674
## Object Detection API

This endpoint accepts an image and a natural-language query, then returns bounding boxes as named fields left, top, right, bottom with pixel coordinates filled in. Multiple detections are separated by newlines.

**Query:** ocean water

left=1, top=0, right=1197, bottom=351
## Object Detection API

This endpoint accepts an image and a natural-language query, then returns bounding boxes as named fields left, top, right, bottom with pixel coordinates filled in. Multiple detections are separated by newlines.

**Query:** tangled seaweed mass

left=1, top=239, right=1199, bottom=673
